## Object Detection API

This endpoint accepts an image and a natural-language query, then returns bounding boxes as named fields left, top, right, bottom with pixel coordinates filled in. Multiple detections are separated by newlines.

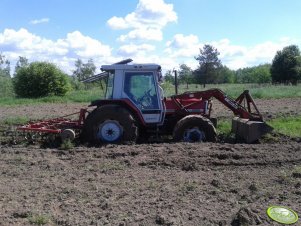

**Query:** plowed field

left=0, top=98, right=301, bottom=225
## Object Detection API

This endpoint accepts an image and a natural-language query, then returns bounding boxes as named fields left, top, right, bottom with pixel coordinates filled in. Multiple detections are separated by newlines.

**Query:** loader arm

left=171, top=89, right=272, bottom=143
left=172, top=89, right=263, bottom=121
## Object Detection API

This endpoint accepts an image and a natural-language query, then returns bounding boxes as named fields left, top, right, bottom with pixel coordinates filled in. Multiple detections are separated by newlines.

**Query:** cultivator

left=1, top=109, right=88, bottom=144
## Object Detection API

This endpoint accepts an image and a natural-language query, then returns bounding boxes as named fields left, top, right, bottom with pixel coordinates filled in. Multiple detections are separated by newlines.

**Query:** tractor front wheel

left=82, top=105, right=138, bottom=144
left=173, top=115, right=217, bottom=142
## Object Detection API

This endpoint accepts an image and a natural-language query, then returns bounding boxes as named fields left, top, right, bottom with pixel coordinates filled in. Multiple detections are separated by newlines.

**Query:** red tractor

left=18, top=59, right=272, bottom=144
left=80, top=59, right=271, bottom=144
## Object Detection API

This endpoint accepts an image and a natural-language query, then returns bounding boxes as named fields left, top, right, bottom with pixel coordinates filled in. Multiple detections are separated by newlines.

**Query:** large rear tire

left=82, top=105, right=138, bottom=144
left=173, top=115, right=217, bottom=142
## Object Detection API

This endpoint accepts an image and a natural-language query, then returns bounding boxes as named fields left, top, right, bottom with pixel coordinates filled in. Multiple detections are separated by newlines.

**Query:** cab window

left=124, top=72, right=159, bottom=109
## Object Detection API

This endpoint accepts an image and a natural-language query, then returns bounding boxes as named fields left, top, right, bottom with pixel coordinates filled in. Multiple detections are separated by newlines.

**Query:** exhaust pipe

left=232, top=117, right=273, bottom=143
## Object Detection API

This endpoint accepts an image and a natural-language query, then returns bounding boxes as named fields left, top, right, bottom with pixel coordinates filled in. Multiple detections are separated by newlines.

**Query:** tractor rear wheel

left=82, top=105, right=138, bottom=144
left=173, top=115, right=217, bottom=142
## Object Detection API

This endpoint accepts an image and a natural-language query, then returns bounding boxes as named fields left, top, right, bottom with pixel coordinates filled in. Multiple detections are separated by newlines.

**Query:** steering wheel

left=137, top=88, right=153, bottom=109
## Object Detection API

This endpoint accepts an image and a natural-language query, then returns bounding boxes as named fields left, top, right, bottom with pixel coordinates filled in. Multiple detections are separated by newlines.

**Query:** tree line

left=165, top=44, right=301, bottom=87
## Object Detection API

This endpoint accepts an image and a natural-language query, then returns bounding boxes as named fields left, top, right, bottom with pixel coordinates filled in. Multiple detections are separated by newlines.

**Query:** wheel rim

left=183, top=127, right=206, bottom=142
left=97, top=120, right=123, bottom=142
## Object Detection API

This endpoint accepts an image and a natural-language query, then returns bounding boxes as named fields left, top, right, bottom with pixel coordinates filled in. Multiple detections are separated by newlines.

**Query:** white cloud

left=66, top=31, right=111, bottom=58
left=164, top=34, right=300, bottom=70
left=117, top=43, right=155, bottom=57
left=213, top=39, right=299, bottom=69
left=0, top=28, right=112, bottom=74
left=118, top=28, right=162, bottom=42
left=0, top=28, right=68, bottom=57
left=107, top=16, right=129, bottom=30
left=30, top=18, right=50, bottom=25
left=107, top=0, right=177, bottom=42
left=1, top=27, right=300, bottom=76
left=165, top=34, right=201, bottom=57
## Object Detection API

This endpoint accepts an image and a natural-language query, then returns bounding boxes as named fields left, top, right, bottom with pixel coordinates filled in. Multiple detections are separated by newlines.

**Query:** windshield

left=124, top=72, right=159, bottom=109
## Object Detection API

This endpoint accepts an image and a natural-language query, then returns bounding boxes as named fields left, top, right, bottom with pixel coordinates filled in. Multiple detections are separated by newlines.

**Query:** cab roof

left=101, top=63, right=161, bottom=72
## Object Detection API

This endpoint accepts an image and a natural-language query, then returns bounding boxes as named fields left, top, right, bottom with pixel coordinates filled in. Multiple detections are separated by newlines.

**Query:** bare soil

left=0, top=142, right=301, bottom=225
left=0, top=98, right=301, bottom=225
left=0, top=97, right=301, bottom=122
left=211, top=97, right=301, bottom=119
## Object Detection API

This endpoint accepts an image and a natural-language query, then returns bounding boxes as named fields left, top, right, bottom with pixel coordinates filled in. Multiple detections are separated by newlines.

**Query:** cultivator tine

left=0, top=125, right=52, bottom=145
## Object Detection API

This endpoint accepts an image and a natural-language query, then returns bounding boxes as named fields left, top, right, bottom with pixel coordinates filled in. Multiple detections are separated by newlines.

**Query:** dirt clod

left=231, top=207, right=262, bottom=226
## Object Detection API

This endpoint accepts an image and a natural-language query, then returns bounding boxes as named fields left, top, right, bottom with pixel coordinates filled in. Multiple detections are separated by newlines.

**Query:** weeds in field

left=179, top=181, right=198, bottom=195
left=98, top=161, right=127, bottom=173
left=27, top=214, right=50, bottom=225
left=60, top=139, right=74, bottom=150
left=292, top=165, right=301, bottom=178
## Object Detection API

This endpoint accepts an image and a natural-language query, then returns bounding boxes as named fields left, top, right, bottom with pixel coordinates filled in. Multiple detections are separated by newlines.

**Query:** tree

left=235, top=64, right=271, bottom=83
left=14, top=56, right=29, bottom=75
left=178, top=64, right=194, bottom=88
left=0, top=53, right=10, bottom=77
left=72, top=58, right=96, bottom=81
left=271, top=45, right=301, bottom=85
left=195, top=45, right=222, bottom=87
left=13, top=62, right=71, bottom=98
left=216, top=66, right=235, bottom=83
left=164, top=70, right=174, bottom=84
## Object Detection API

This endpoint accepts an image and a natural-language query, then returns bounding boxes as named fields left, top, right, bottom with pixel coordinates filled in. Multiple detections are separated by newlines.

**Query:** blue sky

left=1, top=0, right=301, bottom=74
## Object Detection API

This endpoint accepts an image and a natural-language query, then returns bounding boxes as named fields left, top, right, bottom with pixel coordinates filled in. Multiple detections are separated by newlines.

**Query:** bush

left=13, top=62, right=71, bottom=98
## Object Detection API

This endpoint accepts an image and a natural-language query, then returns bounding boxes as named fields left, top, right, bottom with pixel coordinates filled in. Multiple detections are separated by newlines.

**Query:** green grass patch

left=164, top=83, right=301, bottom=99
left=0, top=87, right=103, bottom=106
left=1, top=83, right=301, bottom=106
left=216, top=119, right=232, bottom=135
left=268, top=116, right=301, bottom=137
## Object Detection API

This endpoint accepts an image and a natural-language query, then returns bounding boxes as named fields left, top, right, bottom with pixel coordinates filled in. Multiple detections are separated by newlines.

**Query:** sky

left=1, top=0, right=301, bottom=75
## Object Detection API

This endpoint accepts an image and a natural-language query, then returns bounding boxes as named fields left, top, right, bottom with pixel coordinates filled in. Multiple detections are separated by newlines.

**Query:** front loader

left=17, top=59, right=272, bottom=144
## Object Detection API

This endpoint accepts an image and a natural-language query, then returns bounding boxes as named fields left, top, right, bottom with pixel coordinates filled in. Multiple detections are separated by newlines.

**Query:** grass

left=1, top=83, right=301, bottom=106
left=216, top=118, right=232, bottom=135
left=163, top=83, right=301, bottom=99
left=268, top=116, right=301, bottom=137
left=0, top=87, right=103, bottom=106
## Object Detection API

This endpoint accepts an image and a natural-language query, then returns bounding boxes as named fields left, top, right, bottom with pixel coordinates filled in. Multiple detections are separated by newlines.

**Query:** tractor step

left=232, top=117, right=273, bottom=143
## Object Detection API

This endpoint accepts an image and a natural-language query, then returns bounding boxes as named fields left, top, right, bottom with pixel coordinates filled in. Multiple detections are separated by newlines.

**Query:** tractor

left=80, top=59, right=271, bottom=144
left=17, top=59, right=272, bottom=144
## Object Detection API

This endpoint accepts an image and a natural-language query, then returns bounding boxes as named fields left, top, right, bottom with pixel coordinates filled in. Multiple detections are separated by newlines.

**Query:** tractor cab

left=87, top=59, right=165, bottom=125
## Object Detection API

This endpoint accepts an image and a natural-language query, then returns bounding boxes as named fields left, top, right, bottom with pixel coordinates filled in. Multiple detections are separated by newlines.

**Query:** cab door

left=123, top=71, right=163, bottom=124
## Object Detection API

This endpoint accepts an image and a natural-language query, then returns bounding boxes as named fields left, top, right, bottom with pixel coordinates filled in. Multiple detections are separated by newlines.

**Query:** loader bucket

left=232, top=117, right=273, bottom=143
